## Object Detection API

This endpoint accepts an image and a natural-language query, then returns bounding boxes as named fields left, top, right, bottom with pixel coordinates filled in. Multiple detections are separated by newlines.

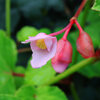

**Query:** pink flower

left=51, top=39, right=73, bottom=73
left=22, top=33, right=57, bottom=68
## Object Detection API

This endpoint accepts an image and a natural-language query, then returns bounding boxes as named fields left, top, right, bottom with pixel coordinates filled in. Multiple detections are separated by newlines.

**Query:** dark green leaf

left=77, top=55, right=100, bottom=78
left=84, top=21, right=100, bottom=48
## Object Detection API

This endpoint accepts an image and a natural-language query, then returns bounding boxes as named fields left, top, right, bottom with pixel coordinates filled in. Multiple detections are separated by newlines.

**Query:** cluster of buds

left=23, top=19, right=95, bottom=73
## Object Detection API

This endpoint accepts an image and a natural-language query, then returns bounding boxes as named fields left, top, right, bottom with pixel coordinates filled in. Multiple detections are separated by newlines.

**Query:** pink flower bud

left=52, top=39, right=73, bottom=73
left=76, top=31, right=95, bottom=58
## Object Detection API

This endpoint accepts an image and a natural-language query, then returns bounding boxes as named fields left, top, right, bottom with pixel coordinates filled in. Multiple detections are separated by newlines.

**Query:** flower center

left=36, top=39, right=47, bottom=49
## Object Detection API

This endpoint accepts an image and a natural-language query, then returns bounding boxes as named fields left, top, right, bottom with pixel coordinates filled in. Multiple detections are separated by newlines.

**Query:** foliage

left=92, top=0, right=100, bottom=11
left=68, top=10, right=100, bottom=78
left=25, top=60, right=56, bottom=86
left=0, top=0, right=100, bottom=100
left=0, top=29, right=67, bottom=100
left=16, top=85, right=68, bottom=100
left=17, top=26, right=39, bottom=41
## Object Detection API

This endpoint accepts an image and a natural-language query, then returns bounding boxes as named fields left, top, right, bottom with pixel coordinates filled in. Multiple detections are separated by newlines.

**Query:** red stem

left=74, top=0, right=87, bottom=18
left=75, top=20, right=83, bottom=32
left=62, top=21, right=74, bottom=40
left=12, top=72, right=25, bottom=77
left=19, top=0, right=87, bottom=53
left=49, top=23, right=70, bottom=36
left=50, top=0, right=87, bottom=37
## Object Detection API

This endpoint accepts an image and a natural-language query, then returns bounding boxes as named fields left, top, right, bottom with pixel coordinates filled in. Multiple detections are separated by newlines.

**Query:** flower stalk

left=44, top=57, right=98, bottom=85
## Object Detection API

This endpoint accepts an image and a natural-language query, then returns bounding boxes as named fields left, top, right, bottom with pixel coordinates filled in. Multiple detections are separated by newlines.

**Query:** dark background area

left=0, top=0, right=81, bottom=38
left=0, top=0, right=100, bottom=100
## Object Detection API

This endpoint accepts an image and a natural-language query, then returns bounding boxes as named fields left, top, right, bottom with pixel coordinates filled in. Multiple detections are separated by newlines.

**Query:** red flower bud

left=52, top=39, right=73, bottom=73
left=76, top=31, right=95, bottom=58
left=58, top=39, right=73, bottom=63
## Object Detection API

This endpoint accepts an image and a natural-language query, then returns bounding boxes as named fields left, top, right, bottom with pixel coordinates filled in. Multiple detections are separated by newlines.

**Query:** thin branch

left=18, top=48, right=31, bottom=53
left=12, top=72, right=25, bottom=77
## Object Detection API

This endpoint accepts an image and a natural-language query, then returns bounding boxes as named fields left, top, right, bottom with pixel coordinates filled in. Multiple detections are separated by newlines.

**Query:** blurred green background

left=0, top=0, right=100, bottom=100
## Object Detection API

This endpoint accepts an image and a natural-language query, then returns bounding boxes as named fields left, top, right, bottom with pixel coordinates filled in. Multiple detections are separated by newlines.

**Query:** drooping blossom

left=52, top=39, right=73, bottom=73
left=22, top=33, right=57, bottom=68
left=76, top=31, right=95, bottom=58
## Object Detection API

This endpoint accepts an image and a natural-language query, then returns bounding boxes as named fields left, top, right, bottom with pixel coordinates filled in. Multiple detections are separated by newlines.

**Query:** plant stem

left=73, top=0, right=92, bottom=64
left=75, top=20, right=83, bottom=32
left=12, top=72, right=25, bottom=77
left=63, top=21, right=74, bottom=40
left=74, top=0, right=87, bottom=18
left=6, top=0, right=11, bottom=37
left=44, top=57, right=97, bottom=85
left=50, top=23, right=70, bottom=36
left=18, top=48, right=31, bottom=53
left=70, top=83, right=80, bottom=100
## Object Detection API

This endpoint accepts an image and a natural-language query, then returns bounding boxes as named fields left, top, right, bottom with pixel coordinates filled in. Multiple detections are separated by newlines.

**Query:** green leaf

left=78, top=61, right=100, bottom=78
left=77, top=55, right=100, bottom=78
left=0, top=73, right=16, bottom=94
left=17, top=26, right=39, bottom=42
left=86, top=10, right=100, bottom=23
left=16, top=85, right=68, bottom=100
left=0, top=30, right=17, bottom=94
left=92, top=0, right=100, bottom=11
left=25, top=60, right=56, bottom=86
left=78, top=10, right=100, bottom=24
left=14, top=66, right=26, bottom=89
left=36, top=86, right=68, bottom=100
left=39, top=28, right=51, bottom=34
left=84, top=21, right=100, bottom=48
left=78, top=10, right=100, bottom=48
left=68, top=30, right=100, bottom=78
left=0, top=94, right=22, bottom=100
left=0, top=30, right=17, bottom=70
left=15, top=85, right=36, bottom=100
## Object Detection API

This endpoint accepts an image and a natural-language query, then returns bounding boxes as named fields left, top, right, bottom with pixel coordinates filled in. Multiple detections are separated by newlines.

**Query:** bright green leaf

left=0, top=73, right=15, bottom=94
left=0, top=30, right=17, bottom=70
left=16, top=85, right=68, bottom=100
left=39, top=28, right=51, bottom=34
left=14, top=66, right=26, bottom=89
left=36, top=86, right=68, bottom=100
left=25, top=60, right=56, bottom=86
left=0, top=30, right=17, bottom=94
left=17, top=26, right=39, bottom=42
left=15, top=85, right=36, bottom=100
left=92, top=0, right=100, bottom=11
left=0, top=94, right=22, bottom=100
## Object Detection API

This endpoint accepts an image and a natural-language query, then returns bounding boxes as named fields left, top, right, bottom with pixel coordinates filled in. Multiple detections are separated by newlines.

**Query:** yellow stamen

left=36, top=39, right=47, bottom=49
